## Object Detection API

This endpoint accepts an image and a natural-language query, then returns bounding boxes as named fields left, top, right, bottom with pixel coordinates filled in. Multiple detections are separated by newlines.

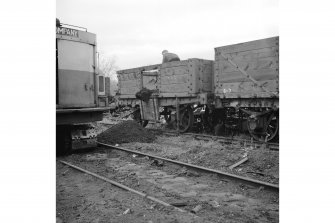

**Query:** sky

left=56, top=0, right=278, bottom=70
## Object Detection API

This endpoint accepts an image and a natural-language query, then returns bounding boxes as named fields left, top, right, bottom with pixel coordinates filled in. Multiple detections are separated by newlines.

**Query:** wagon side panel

left=214, top=36, right=279, bottom=98
left=159, top=61, right=192, bottom=96
left=159, top=59, right=213, bottom=97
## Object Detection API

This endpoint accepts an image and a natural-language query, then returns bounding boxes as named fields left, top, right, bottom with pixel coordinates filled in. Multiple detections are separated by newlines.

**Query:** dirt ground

left=57, top=115, right=279, bottom=222
left=56, top=161, right=202, bottom=223
left=57, top=148, right=278, bottom=223
left=118, top=135, right=279, bottom=185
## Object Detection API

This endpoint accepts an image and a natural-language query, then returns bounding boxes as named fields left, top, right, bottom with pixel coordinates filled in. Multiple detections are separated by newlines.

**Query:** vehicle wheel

left=247, top=111, right=279, bottom=142
left=173, top=106, right=194, bottom=132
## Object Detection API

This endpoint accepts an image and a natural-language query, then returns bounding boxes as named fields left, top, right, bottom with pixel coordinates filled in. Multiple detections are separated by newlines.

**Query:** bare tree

left=98, top=53, right=119, bottom=80
left=98, top=53, right=119, bottom=96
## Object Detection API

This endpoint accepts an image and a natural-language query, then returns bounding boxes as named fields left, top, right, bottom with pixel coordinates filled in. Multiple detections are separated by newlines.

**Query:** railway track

left=57, top=159, right=202, bottom=223
left=59, top=143, right=279, bottom=222
left=59, top=160, right=195, bottom=216
left=97, top=141, right=279, bottom=191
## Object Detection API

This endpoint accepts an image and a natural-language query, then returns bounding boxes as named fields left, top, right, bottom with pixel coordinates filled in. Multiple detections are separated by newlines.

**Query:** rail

left=59, top=160, right=197, bottom=217
left=97, top=141, right=279, bottom=191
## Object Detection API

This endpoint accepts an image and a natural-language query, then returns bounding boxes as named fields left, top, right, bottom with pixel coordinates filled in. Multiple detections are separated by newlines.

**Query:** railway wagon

left=116, top=59, right=213, bottom=131
left=56, top=19, right=108, bottom=152
left=116, top=37, right=279, bottom=142
left=212, top=37, right=279, bottom=141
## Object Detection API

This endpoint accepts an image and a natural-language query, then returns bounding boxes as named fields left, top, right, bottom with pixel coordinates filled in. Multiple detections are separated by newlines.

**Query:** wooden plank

left=142, top=71, right=159, bottom=76
left=117, top=64, right=161, bottom=74
left=159, top=83, right=190, bottom=93
left=219, top=47, right=278, bottom=60
left=119, top=79, right=139, bottom=87
left=229, top=157, right=248, bottom=170
left=161, top=60, right=188, bottom=68
left=120, top=87, right=140, bottom=94
left=215, top=56, right=278, bottom=73
left=160, top=75, right=188, bottom=85
left=215, top=69, right=278, bottom=83
left=215, top=37, right=279, bottom=55
left=160, top=66, right=189, bottom=76
left=158, top=96, right=199, bottom=106
left=215, top=47, right=278, bottom=61
left=215, top=80, right=278, bottom=95
left=215, top=68, right=278, bottom=82
left=118, top=72, right=141, bottom=81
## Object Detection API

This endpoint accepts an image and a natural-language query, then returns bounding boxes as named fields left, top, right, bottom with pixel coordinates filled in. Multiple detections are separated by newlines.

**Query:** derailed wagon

left=116, top=37, right=279, bottom=142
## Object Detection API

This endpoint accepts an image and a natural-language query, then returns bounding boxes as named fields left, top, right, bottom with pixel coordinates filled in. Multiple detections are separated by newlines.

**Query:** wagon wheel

left=132, top=109, right=148, bottom=127
left=164, top=114, right=174, bottom=128
left=163, top=109, right=172, bottom=125
left=164, top=114, right=171, bottom=123
left=247, top=111, right=279, bottom=142
left=173, top=106, right=194, bottom=132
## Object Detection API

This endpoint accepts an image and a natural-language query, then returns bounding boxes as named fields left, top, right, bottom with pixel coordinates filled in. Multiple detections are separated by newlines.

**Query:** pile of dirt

left=97, top=120, right=156, bottom=144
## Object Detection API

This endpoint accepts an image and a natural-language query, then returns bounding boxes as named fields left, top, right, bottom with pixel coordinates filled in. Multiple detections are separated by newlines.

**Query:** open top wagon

left=115, top=36, right=279, bottom=142
left=213, top=37, right=279, bottom=141
left=116, top=58, right=213, bottom=132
